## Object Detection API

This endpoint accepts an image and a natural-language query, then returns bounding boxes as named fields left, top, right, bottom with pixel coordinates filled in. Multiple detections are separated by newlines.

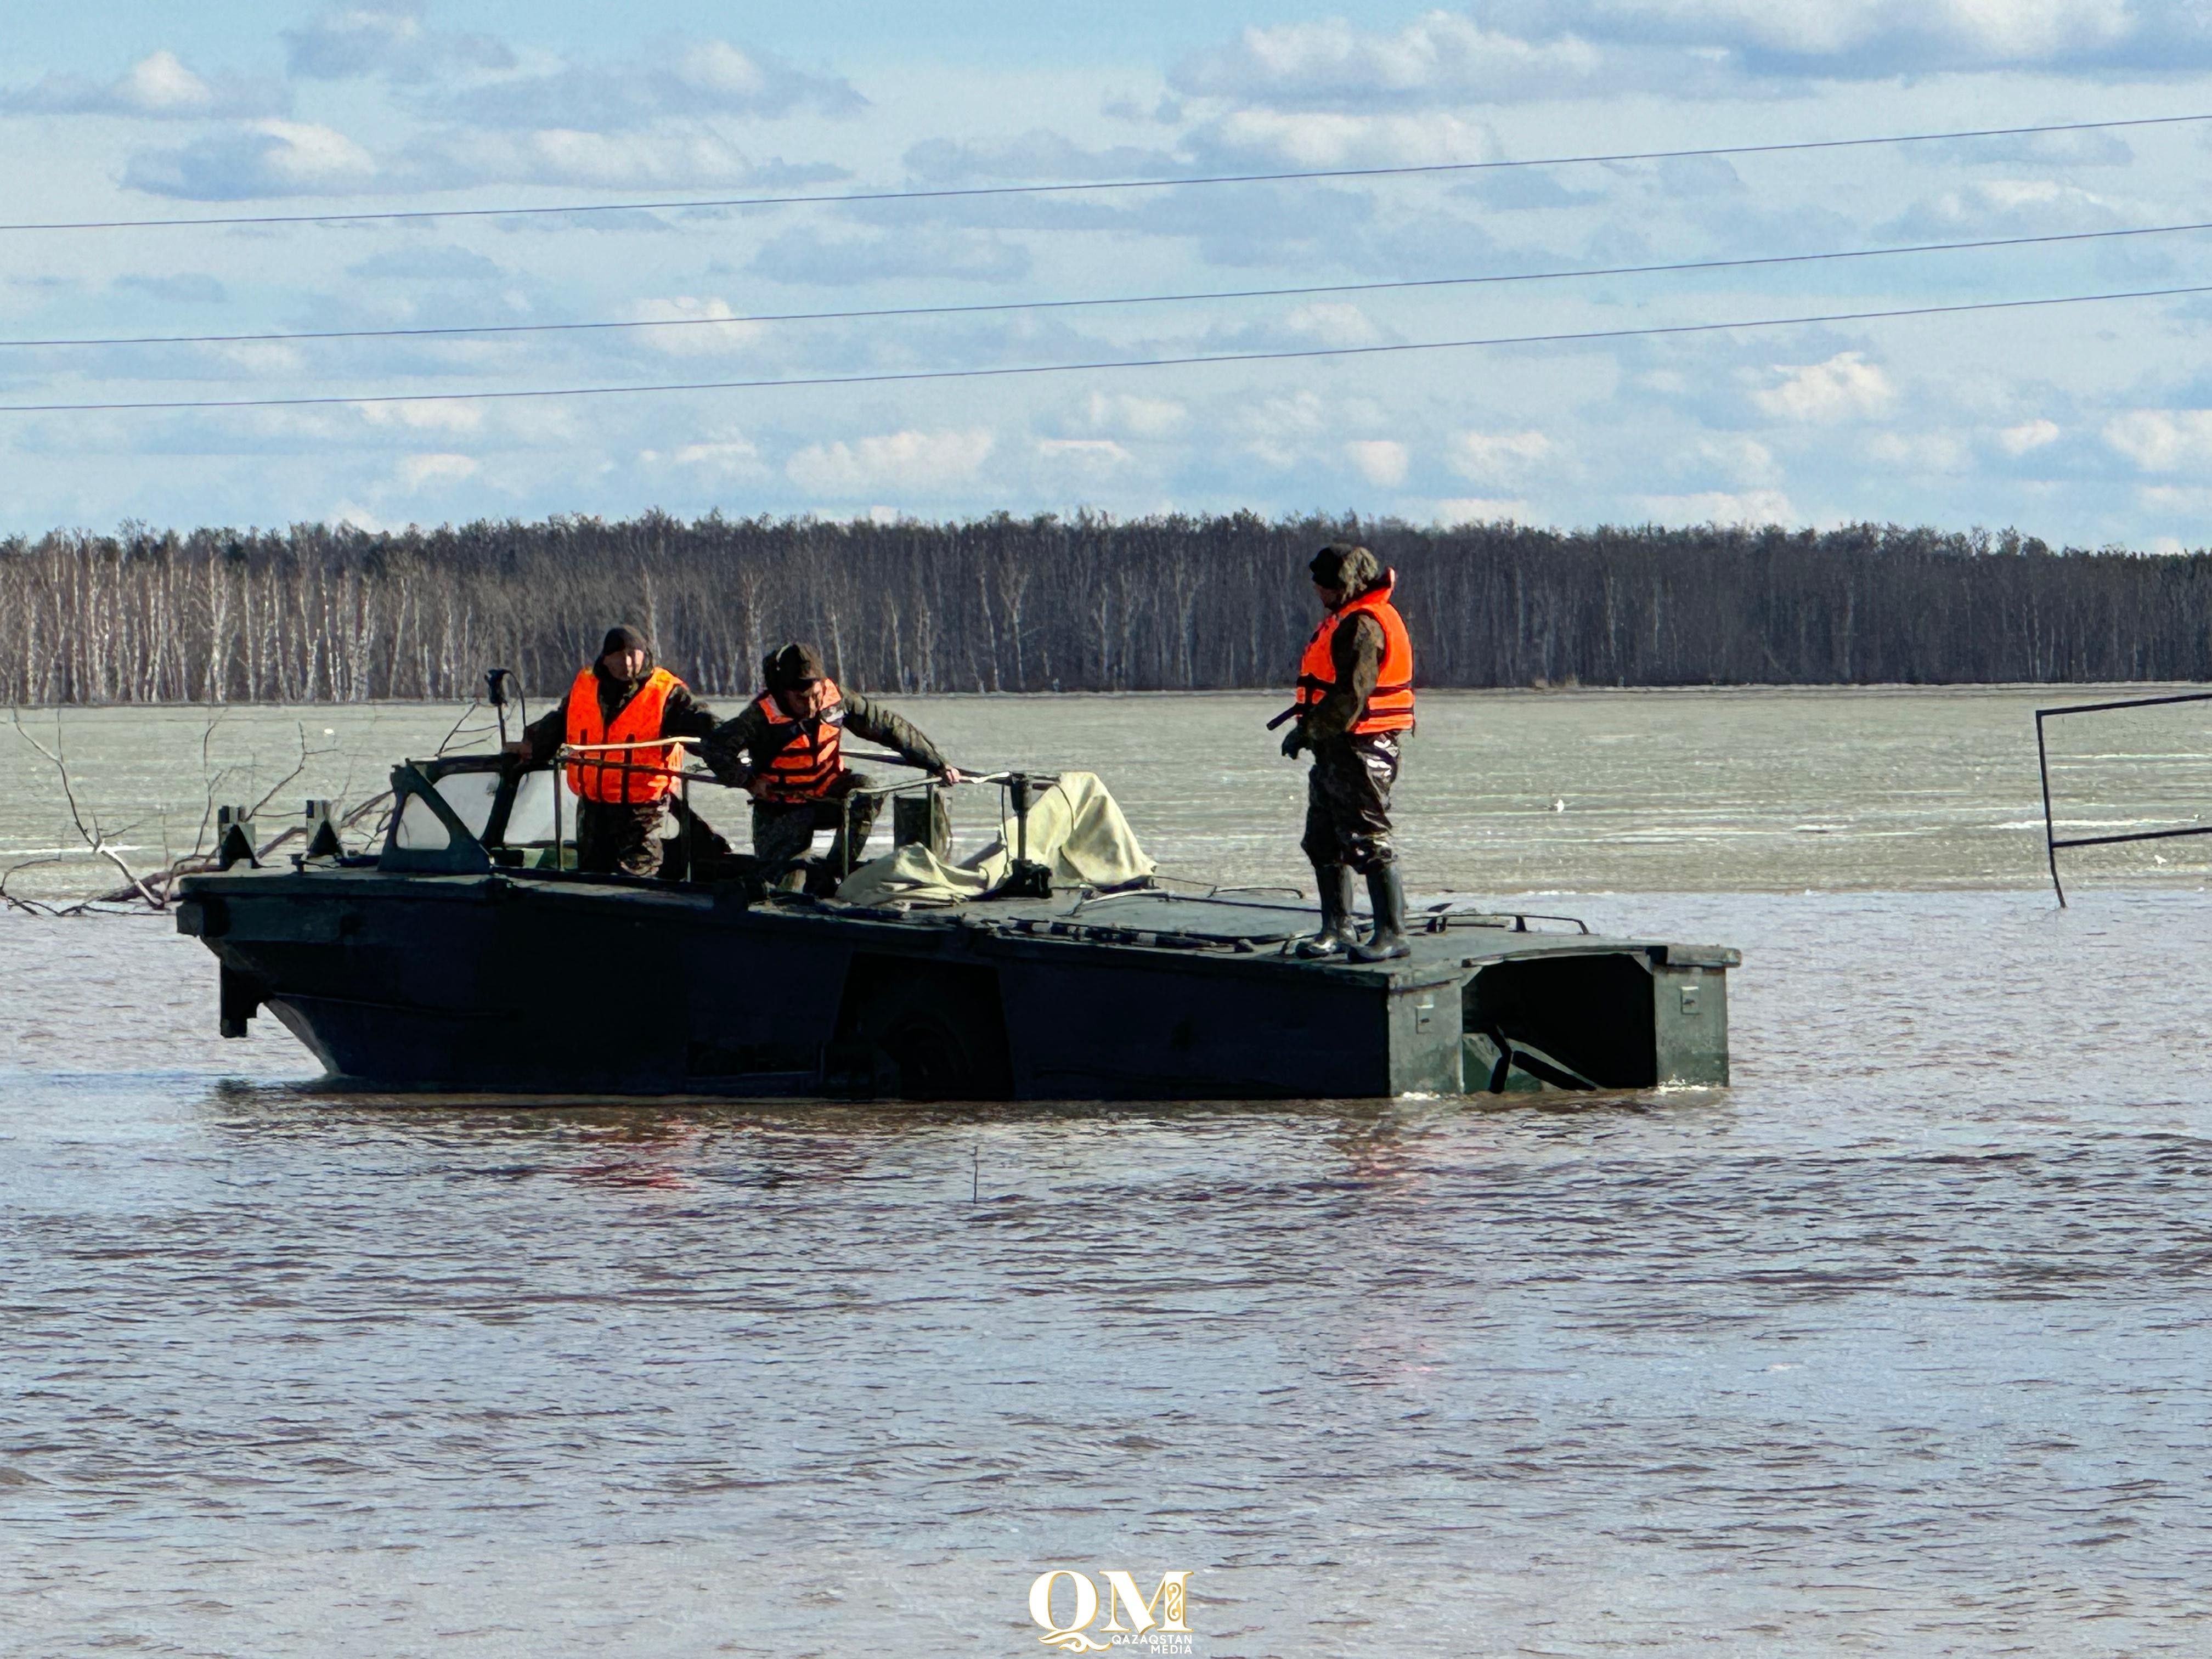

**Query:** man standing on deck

left=507, top=624, right=720, bottom=878
left=703, top=641, right=963, bottom=893
left=1281, top=543, right=1417, bottom=961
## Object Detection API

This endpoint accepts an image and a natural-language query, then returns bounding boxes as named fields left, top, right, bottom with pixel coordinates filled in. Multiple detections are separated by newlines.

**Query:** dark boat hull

left=178, top=866, right=1734, bottom=1102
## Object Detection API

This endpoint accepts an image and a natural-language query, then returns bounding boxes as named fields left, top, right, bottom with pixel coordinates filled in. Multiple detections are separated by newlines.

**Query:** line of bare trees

left=2, top=512, right=2208, bottom=705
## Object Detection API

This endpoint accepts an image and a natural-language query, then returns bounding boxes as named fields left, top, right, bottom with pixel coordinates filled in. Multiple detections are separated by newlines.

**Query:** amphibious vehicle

left=176, top=746, right=1737, bottom=1101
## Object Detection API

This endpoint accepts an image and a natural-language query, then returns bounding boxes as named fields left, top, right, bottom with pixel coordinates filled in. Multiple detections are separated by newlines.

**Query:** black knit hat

left=763, top=641, right=827, bottom=691
left=600, top=624, right=650, bottom=657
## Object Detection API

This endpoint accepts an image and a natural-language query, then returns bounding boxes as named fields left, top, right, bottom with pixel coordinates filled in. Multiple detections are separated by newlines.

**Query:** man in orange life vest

left=509, top=624, right=721, bottom=877
left=1280, top=542, right=1416, bottom=961
left=702, top=641, right=963, bottom=891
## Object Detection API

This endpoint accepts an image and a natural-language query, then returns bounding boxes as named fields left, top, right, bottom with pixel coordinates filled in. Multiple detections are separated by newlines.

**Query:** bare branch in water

left=13, top=709, right=384, bottom=915
left=8, top=707, right=161, bottom=907
left=0, top=851, right=71, bottom=915
left=435, top=698, right=487, bottom=756
left=247, top=723, right=338, bottom=819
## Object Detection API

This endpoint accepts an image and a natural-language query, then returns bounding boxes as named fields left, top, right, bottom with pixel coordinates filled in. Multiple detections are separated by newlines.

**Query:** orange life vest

left=754, top=680, right=847, bottom=802
left=564, top=664, right=684, bottom=803
left=1295, top=575, right=1415, bottom=735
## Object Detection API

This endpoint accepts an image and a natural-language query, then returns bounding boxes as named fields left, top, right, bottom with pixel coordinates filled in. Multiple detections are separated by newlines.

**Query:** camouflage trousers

left=575, top=798, right=669, bottom=878
left=750, top=770, right=881, bottom=882
left=1301, top=733, right=1401, bottom=875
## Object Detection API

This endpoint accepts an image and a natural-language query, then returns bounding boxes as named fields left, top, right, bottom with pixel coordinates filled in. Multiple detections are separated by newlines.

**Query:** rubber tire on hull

left=830, top=955, right=1014, bottom=1101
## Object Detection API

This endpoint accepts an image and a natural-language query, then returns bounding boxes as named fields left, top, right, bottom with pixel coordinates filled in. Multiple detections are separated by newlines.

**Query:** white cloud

left=1345, top=439, right=1409, bottom=487
left=904, top=128, right=1182, bottom=183
left=124, top=120, right=379, bottom=200
left=1449, top=429, right=1551, bottom=482
left=1082, top=393, right=1188, bottom=437
left=2138, top=486, right=2212, bottom=515
left=786, top=428, right=996, bottom=494
left=357, top=400, right=484, bottom=433
left=213, top=341, right=308, bottom=375
left=679, top=41, right=772, bottom=98
left=1175, top=14, right=1605, bottom=106
left=411, top=129, right=832, bottom=193
left=2103, top=410, right=2212, bottom=472
left=439, top=38, right=863, bottom=128
left=1239, top=390, right=1330, bottom=467
left=2, top=49, right=284, bottom=119
left=1881, top=177, right=2129, bottom=238
left=128, top=116, right=850, bottom=201
left=1196, top=109, right=1494, bottom=167
left=1868, top=431, right=1970, bottom=471
left=1637, top=488, right=1798, bottom=525
left=1693, top=435, right=1778, bottom=483
left=285, top=3, right=513, bottom=82
left=642, top=437, right=765, bottom=481
left=1999, top=418, right=2062, bottom=455
left=1282, top=303, right=1383, bottom=347
left=1613, top=0, right=2134, bottom=58
left=1434, top=496, right=1530, bottom=524
left=625, top=296, right=764, bottom=358
left=399, top=453, right=479, bottom=491
left=1037, top=438, right=1132, bottom=469
left=1174, top=3, right=2211, bottom=114
left=328, top=500, right=400, bottom=533
left=1752, top=352, right=1893, bottom=422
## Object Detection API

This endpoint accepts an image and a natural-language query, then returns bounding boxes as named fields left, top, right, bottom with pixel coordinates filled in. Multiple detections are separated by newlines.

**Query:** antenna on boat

left=484, top=667, right=521, bottom=747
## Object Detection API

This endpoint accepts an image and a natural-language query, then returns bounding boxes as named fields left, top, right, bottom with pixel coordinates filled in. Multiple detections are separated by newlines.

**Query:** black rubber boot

left=1296, top=864, right=1359, bottom=958
left=1350, top=864, right=1411, bottom=961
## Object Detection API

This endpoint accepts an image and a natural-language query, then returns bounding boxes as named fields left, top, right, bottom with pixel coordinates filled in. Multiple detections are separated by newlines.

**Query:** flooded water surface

left=7, top=688, right=2212, bottom=1655
left=9, top=684, right=2212, bottom=899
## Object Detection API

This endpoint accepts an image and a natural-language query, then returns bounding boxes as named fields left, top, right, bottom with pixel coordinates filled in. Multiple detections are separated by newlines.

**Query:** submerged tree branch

left=9, top=709, right=376, bottom=916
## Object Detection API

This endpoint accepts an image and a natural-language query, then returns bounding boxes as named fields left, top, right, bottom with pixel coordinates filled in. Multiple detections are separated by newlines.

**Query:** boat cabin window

left=431, top=771, right=500, bottom=839
left=395, top=770, right=500, bottom=850
left=394, top=791, right=455, bottom=850
left=502, top=770, right=559, bottom=846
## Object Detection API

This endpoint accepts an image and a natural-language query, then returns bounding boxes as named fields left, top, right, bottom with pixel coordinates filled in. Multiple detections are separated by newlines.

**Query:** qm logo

left=1028, top=1568, right=1194, bottom=1653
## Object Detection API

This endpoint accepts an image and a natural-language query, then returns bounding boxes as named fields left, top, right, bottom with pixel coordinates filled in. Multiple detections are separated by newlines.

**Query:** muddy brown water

left=7, top=689, right=2212, bottom=1655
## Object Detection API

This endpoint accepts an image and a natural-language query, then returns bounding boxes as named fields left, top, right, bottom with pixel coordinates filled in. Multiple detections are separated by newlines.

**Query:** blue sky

left=5, top=2, right=2212, bottom=546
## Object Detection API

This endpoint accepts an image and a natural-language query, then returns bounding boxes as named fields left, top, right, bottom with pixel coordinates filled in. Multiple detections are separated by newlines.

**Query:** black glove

left=1280, top=726, right=1306, bottom=759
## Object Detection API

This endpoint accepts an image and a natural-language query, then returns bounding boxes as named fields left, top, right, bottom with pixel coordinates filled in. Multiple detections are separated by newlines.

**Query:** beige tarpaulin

left=835, top=770, right=1155, bottom=907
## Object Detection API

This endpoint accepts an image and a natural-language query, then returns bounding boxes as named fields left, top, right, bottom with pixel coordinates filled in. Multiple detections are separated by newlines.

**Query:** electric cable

left=0, top=112, right=2203, bottom=234
left=6, top=216, right=2211, bottom=351
left=3, top=279, right=2205, bottom=414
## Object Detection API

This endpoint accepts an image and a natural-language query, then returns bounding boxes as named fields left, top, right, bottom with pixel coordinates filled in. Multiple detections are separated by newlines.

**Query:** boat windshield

left=397, top=766, right=747, bottom=852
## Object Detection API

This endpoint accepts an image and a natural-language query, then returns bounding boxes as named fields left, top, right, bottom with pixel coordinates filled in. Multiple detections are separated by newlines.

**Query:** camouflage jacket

left=702, top=686, right=950, bottom=788
left=1299, top=611, right=1386, bottom=745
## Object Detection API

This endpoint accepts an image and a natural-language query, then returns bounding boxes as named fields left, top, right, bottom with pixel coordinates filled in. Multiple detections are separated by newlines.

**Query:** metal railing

left=2035, top=689, right=2212, bottom=907
left=534, top=738, right=1068, bottom=898
left=550, top=735, right=704, bottom=873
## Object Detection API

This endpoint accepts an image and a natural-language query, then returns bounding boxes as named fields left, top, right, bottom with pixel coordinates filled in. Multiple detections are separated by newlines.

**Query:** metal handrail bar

left=548, top=746, right=704, bottom=874
left=2050, top=824, right=2212, bottom=850
left=1073, top=888, right=1304, bottom=916
left=2035, top=687, right=2212, bottom=907
left=2039, top=689, right=2212, bottom=719
left=540, top=745, right=1061, bottom=886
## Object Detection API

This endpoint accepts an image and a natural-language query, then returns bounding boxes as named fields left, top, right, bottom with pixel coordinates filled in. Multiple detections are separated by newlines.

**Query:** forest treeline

left=2, top=510, right=2209, bottom=706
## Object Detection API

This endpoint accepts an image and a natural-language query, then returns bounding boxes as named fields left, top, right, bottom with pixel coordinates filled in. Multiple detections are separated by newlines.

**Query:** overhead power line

left=1, top=113, right=2205, bottom=234
left=3, top=281, right=2205, bottom=414
left=7, top=217, right=2212, bottom=352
